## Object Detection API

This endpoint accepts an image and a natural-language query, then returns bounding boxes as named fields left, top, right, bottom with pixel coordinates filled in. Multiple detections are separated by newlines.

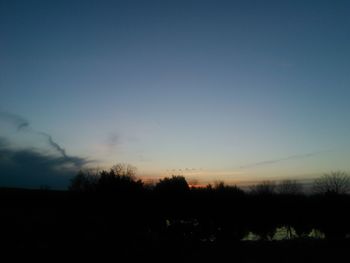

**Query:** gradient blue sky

left=1, top=0, right=350, bottom=187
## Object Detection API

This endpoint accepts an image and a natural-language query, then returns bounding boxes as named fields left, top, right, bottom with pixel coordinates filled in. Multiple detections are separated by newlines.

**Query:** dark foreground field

left=0, top=187, right=349, bottom=262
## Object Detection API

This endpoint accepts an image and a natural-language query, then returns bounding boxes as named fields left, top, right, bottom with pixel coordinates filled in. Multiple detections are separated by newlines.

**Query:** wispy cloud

left=166, top=168, right=202, bottom=173
left=239, top=150, right=330, bottom=169
left=106, top=133, right=119, bottom=148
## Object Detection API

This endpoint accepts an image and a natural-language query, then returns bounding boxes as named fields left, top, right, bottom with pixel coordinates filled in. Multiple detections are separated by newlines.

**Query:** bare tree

left=312, top=171, right=350, bottom=194
left=277, top=179, right=303, bottom=195
left=112, top=163, right=137, bottom=178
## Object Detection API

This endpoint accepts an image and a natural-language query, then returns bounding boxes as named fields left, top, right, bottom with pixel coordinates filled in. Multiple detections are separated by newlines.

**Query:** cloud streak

left=239, top=150, right=330, bottom=169
left=38, top=132, right=67, bottom=157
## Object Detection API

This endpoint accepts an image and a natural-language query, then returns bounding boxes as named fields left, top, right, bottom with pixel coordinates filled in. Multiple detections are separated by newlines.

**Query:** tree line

left=66, top=164, right=350, bottom=242
left=1, top=164, right=350, bottom=252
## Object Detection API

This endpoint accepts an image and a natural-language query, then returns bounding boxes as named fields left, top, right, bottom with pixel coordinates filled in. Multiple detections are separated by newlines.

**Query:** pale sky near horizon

left=1, top=0, right=350, bottom=188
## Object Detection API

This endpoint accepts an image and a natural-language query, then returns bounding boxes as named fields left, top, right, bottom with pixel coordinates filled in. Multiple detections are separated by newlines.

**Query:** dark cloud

left=0, top=111, right=90, bottom=189
left=0, top=137, right=7, bottom=148
left=0, top=111, right=86, bottom=168
left=0, top=137, right=87, bottom=189
left=239, top=151, right=329, bottom=169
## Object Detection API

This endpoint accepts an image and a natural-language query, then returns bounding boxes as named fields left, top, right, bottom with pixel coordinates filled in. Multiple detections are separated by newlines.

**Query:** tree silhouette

left=111, top=163, right=137, bottom=178
left=69, top=170, right=97, bottom=192
left=250, top=181, right=276, bottom=195
left=213, top=181, right=245, bottom=195
left=155, top=175, right=190, bottom=194
left=69, top=164, right=143, bottom=194
left=277, top=180, right=303, bottom=195
left=46, top=165, right=350, bottom=246
left=97, top=166, right=143, bottom=194
left=312, top=171, right=350, bottom=195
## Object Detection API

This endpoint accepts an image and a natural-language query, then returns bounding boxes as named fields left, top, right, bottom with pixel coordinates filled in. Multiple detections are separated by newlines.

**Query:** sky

left=1, top=0, right=350, bottom=189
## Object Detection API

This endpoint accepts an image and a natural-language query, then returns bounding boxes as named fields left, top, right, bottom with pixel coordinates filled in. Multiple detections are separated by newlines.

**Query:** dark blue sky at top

left=1, top=0, right=350, bottom=188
